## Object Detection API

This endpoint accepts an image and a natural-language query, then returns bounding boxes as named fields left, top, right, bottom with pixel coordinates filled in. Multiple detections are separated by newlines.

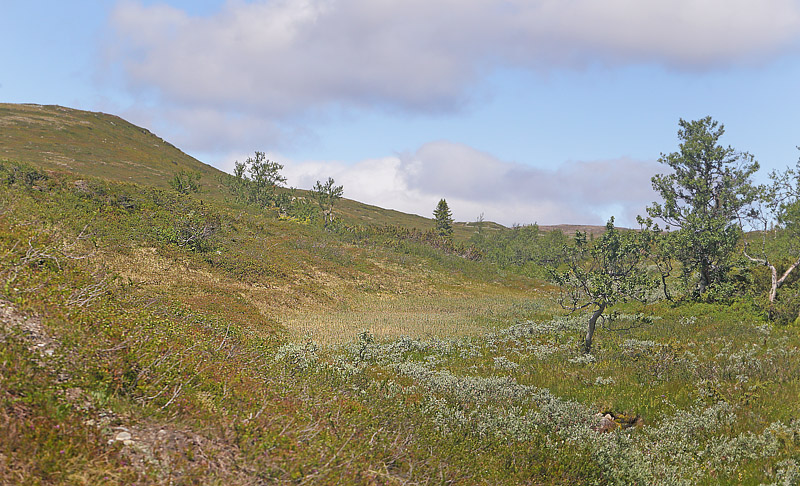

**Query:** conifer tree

left=434, top=199, right=454, bottom=238
left=648, top=117, right=759, bottom=296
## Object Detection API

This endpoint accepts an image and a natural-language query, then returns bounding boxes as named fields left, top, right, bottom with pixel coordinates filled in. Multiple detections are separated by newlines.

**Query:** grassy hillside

left=0, top=103, right=222, bottom=189
left=0, top=103, right=508, bottom=240
left=1, top=105, right=799, bottom=485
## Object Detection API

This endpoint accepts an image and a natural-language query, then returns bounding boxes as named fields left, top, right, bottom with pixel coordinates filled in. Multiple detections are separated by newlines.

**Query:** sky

left=2, top=0, right=800, bottom=226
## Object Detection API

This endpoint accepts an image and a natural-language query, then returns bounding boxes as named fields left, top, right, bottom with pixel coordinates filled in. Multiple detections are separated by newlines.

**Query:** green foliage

left=311, top=177, right=344, bottom=226
left=648, top=117, right=759, bottom=297
left=470, top=224, right=568, bottom=278
left=168, top=169, right=201, bottom=194
left=741, top=154, right=800, bottom=317
left=161, top=207, right=220, bottom=253
left=766, top=159, right=800, bottom=262
left=225, top=151, right=287, bottom=209
left=278, top=190, right=319, bottom=223
left=433, top=198, right=454, bottom=238
left=0, top=162, right=49, bottom=188
left=336, top=222, right=483, bottom=261
left=769, top=284, right=800, bottom=325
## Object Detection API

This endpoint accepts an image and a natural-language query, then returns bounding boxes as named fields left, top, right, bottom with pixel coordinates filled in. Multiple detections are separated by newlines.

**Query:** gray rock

left=597, top=414, right=617, bottom=433
left=115, top=431, right=132, bottom=442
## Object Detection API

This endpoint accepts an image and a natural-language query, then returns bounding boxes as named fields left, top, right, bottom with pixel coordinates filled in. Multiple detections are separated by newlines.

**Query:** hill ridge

left=0, top=102, right=612, bottom=235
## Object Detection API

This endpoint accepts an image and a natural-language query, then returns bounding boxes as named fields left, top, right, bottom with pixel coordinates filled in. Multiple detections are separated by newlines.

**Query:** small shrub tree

left=648, top=117, right=759, bottom=297
left=743, top=156, right=800, bottom=316
left=229, top=151, right=287, bottom=208
left=311, top=177, right=344, bottom=226
left=169, top=170, right=201, bottom=194
left=551, top=218, right=657, bottom=354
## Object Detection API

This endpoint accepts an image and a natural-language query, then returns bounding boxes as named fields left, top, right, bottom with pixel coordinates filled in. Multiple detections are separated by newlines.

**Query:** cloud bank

left=110, top=0, right=800, bottom=120
left=104, top=1, right=793, bottom=225
left=270, top=140, right=661, bottom=226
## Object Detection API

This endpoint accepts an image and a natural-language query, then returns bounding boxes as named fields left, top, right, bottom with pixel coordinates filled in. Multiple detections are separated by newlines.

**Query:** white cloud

left=267, top=140, right=661, bottom=226
left=109, top=0, right=800, bottom=119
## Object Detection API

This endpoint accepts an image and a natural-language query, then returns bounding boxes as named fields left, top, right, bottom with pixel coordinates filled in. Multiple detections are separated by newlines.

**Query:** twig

left=159, top=383, right=184, bottom=410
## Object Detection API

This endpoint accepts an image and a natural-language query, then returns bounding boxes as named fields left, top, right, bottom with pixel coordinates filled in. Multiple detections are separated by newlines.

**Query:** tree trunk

left=769, top=264, right=778, bottom=303
left=773, top=256, right=800, bottom=303
left=743, top=249, right=800, bottom=305
left=583, top=303, right=606, bottom=354
left=660, top=272, right=672, bottom=302
left=698, top=260, right=710, bottom=295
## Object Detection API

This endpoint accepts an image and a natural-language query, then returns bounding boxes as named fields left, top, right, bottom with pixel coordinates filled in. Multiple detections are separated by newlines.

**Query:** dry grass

left=103, top=247, right=545, bottom=345
left=282, top=289, right=547, bottom=345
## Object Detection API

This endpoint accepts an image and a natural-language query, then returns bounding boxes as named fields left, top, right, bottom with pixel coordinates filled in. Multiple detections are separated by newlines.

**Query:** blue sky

left=3, top=1, right=800, bottom=226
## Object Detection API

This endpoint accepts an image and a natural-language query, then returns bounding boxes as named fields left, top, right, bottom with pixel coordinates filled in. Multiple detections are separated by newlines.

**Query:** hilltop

left=0, top=103, right=220, bottom=188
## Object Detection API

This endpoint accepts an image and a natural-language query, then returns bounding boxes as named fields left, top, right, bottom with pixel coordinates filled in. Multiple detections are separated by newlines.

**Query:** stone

left=115, top=431, right=132, bottom=442
left=73, top=180, right=91, bottom=192
left=597, top=414, right=617, bottom=433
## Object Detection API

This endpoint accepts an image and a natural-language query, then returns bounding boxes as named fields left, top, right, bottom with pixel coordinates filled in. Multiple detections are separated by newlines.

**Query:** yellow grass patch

left=282, top=290, right=539, bottom=345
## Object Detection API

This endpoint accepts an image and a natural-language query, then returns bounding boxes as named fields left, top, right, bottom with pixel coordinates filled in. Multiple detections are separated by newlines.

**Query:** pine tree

left=433, top=199, right=454, bottom=238
left=648, top=117, right=759, bottom=296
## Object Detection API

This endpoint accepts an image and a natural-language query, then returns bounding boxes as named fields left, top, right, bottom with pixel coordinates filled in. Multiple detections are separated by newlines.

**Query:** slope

left=0, top=102, right=506, bottom=239
left=0, top=103, right=221, bottom=189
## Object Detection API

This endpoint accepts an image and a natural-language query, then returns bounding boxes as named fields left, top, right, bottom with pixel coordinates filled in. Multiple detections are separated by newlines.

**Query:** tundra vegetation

left=0, top=104, right=799, bottom=485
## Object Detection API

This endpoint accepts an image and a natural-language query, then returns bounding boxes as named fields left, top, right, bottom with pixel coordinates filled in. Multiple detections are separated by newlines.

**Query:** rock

left=593, top=409, right=644, bottom=433
left=73, top=180, right=91, bottom=192
left=596, top=414, right=617, bottom=433
left=115, top=431, right=132, bottom=442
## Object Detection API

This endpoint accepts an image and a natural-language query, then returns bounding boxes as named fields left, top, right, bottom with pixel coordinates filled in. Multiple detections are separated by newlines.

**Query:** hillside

left=1, top=104, right=799, bottom=485
left=0, top=103, right=221, bottom=188
left=0, top=103, right=509, bottom=239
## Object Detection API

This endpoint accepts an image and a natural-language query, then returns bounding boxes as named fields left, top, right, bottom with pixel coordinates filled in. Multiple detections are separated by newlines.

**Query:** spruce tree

left=434, top=198, right=454, bottom=238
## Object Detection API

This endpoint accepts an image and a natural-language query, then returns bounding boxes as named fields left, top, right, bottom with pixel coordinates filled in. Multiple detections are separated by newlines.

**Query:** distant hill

left=0, top=103, right=508, bottom=239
